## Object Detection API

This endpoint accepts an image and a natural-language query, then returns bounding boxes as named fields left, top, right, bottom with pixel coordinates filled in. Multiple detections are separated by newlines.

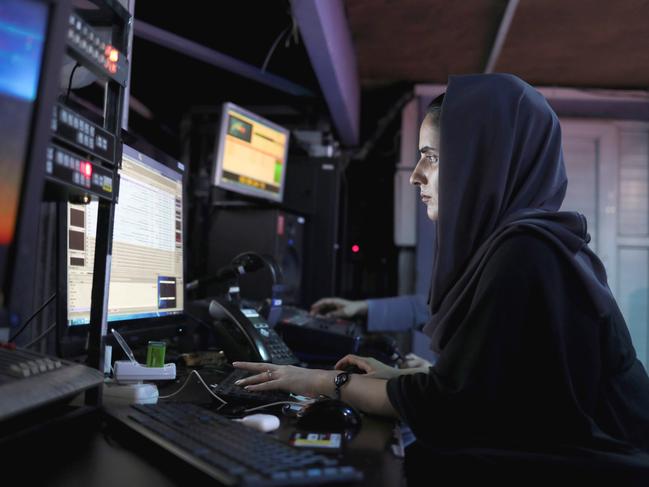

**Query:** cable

left=243, top=400, right=312, bottom=414
left=9, top=292, right=56, bottom=342
left=23, top=321, right=57, bottom=348
left=158, top=369, right=227, bottom=404
left=261, top=6, right=299, bottom=72
left=352, top=90, right=415, bottom=162
left=261, top=25, right=291, bottom=72
left=66, top=62, right=80, bottom=101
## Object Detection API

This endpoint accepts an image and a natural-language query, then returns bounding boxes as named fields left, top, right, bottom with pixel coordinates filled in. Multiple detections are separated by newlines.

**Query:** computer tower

left=208, top=208, right=305, bottom=305
left=282, top=156, right=344, bottom=308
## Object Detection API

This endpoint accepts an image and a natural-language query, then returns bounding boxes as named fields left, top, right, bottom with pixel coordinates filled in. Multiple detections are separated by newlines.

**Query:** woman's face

left=410, top=114, right=440, bottom=221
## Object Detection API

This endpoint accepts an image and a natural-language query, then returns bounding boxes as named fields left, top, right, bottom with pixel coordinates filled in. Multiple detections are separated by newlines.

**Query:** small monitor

left=67, top=139, right=185, bottom=326
left=211, top=102, right=290, bottom=203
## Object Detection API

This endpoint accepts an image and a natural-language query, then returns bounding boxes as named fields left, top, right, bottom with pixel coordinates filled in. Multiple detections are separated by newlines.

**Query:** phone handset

left=208, top=297, right=299, bottom=365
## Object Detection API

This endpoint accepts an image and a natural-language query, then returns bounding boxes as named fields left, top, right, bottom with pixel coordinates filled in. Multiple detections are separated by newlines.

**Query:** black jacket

left=388, top=233, right=649, bottom=483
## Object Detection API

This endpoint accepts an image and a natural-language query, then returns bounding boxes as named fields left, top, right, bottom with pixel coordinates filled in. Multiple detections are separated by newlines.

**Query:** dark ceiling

left=345, top=0, right=508, bottom=84
left=346, top=0, right=649, bottom=89
left=128, top=0, right=325, bottom=155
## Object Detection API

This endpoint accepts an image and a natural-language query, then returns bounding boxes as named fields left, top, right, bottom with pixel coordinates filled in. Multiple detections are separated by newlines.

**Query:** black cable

left=66, top=62, right=80, bottom=101
left=352, top=90, right=415, bottom=162
left=24, top=321, right=57, bottom=348
left=9, top=292, right=57, bottom=342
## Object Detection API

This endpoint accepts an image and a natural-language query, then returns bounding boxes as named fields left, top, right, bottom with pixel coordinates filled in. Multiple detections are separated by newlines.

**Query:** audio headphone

left=229, top=251, right=283, bottom=286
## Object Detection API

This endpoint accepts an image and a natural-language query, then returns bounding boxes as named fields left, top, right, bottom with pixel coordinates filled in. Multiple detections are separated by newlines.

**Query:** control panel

left=66, top=12, right=128, bottom=86
left=45, top=144, right=115, bottom=200
left=51, top=103, right=116, bottom=165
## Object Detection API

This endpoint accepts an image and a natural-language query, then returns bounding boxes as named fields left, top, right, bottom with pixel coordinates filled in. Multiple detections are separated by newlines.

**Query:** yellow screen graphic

left=220, top=109, right=287, bottom=194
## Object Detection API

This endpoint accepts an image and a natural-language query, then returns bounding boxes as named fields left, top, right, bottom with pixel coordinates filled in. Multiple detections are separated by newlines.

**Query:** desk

left=2, top=368, right=406, bottom=487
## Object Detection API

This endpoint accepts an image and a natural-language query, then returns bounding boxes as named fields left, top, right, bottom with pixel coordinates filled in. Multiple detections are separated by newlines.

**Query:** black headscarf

left=424, top=73, right=614, bottom=353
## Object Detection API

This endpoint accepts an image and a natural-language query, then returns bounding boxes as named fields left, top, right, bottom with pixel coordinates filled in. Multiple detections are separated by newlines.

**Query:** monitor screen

left=211, top=102, right=290, bottom=203
left=0, top=0, right=48, bottom=297
left=67, top=143, right=185, bottom=326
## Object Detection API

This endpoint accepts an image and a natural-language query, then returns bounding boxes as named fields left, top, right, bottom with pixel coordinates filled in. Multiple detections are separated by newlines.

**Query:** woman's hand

left=309, top=297, right=368, bottom=319
left=334, top=354, right=401, bottom=380
left=400, top=353, right=433, bottom=369
left=232, top=361, right=336, bottom=398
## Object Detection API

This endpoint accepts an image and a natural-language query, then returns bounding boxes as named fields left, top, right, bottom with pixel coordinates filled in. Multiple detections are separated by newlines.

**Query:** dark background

left=121, top=0, right=407, bottom=302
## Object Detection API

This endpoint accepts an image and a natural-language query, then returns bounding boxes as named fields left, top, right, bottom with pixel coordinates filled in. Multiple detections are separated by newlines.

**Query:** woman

left=234, top=74, right=649, bottom=482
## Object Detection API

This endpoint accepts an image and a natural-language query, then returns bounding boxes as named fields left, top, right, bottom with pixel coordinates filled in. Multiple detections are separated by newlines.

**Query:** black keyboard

left=276, top=307, right=363, bottom=364
left=212, top=367, right=291, bottom=406
left=128, top=402, right=363, bottom=486
left=280, top=306, right=359, bottom=332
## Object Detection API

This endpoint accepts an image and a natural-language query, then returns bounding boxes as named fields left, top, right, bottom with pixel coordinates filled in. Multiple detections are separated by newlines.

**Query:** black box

left=208, top=207, right=305, bottom=304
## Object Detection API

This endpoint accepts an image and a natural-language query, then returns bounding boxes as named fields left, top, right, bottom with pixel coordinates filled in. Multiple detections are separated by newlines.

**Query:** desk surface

left=2, top=368, right=406, bottom=487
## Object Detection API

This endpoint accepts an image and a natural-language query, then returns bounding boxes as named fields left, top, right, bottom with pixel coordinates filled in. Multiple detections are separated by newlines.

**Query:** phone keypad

left=265, top=330, right=299, bottom=365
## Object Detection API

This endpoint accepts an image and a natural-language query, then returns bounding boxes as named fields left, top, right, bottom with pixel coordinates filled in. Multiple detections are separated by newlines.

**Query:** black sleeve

left=386, top=234, right=585, bottom=447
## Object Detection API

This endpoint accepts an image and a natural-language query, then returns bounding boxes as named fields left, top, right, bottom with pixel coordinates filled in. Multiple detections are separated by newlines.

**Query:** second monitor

left=211, top=102, right=290, bottom=203
left=66, top=139, right=184, bottom=327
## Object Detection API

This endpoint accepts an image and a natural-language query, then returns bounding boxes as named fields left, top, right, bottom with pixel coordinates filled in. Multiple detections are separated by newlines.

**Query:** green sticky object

left=146, top=341, right=166, bottom=367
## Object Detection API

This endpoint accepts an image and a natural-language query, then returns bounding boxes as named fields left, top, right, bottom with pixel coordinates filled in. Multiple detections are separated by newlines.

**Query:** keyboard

left=279, top=306, right=358, bottom=331
left=127, top=402, right=363, bottom=486
left=0, top=345, right=103, bottom=421
left=276, top=307, right=363, bottom=363
left=212, top=367, right=291, bottom=407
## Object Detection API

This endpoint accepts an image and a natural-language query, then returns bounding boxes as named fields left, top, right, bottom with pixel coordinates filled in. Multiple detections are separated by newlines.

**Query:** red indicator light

left=351, top=244, right=360, bottom=253
left=108, top=48, right=119, bottom=63
left=83, top=162, right=92, bottom=177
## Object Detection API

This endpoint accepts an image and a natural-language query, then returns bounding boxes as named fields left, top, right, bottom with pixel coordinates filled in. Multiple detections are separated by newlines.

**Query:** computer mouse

left=297, top=398, right=362, bottom=433
left=234, top=413, right=280, bottom=433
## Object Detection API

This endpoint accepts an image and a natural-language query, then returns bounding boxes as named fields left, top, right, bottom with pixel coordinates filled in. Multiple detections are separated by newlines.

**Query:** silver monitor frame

left=211, top=101, right=290, bottom=203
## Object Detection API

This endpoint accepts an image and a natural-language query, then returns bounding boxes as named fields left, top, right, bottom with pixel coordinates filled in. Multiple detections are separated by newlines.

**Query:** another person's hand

left=401, top=353, right=433, bottom=369
left=310, top=297, right=368, bottom=319
left=334, top=354, right=400, bottom=380
left=232, top=361, right=334, bottom=398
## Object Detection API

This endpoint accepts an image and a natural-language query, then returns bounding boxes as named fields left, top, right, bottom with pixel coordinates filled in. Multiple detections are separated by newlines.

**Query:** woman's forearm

left=315, top=370, right=399, bottom=418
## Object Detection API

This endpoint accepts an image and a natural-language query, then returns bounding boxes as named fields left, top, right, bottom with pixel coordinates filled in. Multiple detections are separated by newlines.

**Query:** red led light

left=108, top=48, right=119, bottom=63
left=351, top=244, right=360, bottom=253
left=82, top=162, right=92, bottom=177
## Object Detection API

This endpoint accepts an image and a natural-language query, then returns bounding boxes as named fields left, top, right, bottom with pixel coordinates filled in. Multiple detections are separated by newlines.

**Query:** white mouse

left=234, top=413, right=280, bottom=432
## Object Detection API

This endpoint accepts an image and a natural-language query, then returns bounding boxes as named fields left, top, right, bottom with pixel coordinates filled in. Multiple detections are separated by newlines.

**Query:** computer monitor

left=211, top=102, right=290, bottom=203
left=66, top=135, right=185, bottom=328
left=0, top=0, right=67, bottom=325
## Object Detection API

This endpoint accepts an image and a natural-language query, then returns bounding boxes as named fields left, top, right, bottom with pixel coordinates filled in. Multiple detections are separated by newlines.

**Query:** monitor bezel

left=60, top=129, right=187, bottom=343
left=211, top=101, right=290, bottom=203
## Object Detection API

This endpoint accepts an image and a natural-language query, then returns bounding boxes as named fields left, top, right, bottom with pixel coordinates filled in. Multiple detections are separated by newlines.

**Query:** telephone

left=187, top=297, right=300, bottom=365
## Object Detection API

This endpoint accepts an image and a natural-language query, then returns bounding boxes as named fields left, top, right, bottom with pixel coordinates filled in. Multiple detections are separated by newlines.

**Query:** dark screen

left=0, top=0, right=48, bottom=296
